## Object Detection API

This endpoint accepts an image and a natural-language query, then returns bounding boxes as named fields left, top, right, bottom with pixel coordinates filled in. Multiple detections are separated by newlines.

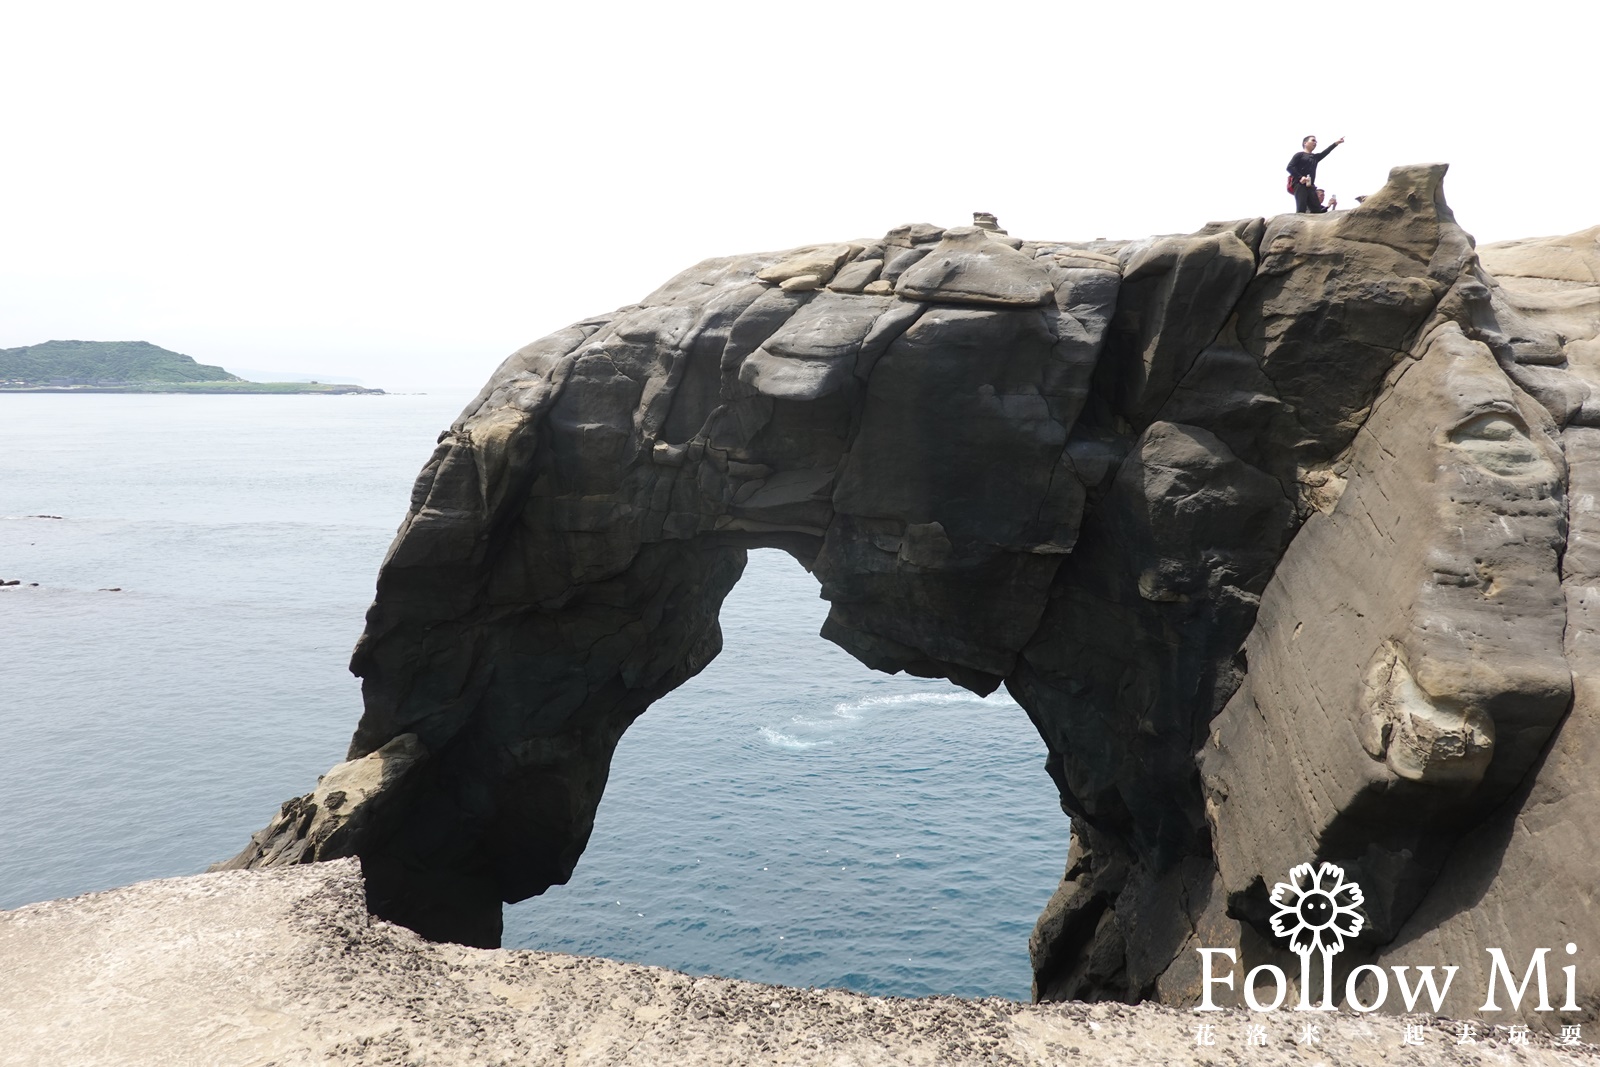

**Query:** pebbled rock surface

left=3, top=861, right=1595, bottom=1067
left=224, top=167, right=1600, bottom=1027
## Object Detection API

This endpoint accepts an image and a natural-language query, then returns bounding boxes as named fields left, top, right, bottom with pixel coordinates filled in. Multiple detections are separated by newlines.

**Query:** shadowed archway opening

left=502, top=549, right=1067, bottom=999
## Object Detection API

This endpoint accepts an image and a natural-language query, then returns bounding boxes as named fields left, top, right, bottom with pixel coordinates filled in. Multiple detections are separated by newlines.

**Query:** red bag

left=1286, top=174, right=1297, bottom=194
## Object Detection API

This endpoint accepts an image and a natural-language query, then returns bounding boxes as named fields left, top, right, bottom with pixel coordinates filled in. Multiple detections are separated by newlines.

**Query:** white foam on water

left=757, top=726, right=832, bottom=750
left=781, top=689, right=1021, bottom=734
left=834, top=690, right=1018, bottom=715
left=788, top=714, right=846, bottom=730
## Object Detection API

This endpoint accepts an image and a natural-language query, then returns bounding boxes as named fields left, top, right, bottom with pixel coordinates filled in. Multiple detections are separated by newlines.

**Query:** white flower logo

left=1269, top=862, right=1365, bottom=956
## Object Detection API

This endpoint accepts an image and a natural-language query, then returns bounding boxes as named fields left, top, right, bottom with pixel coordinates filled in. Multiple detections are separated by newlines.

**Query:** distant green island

left=0, top=340, right=382, bottom=394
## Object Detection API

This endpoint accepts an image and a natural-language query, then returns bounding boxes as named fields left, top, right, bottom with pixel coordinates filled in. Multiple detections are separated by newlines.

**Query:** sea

left=0, top=391, right=1068, bottom=1001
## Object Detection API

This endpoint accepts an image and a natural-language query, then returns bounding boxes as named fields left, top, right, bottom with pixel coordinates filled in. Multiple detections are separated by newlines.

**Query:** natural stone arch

left=494, top=544, right=1063, bottom=997
left=224, top=170, right=1599, bottom=1020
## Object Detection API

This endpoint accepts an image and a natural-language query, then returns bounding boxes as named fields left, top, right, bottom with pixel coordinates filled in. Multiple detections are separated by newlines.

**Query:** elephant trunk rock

left=225, top=166, right=1600, bottom=1025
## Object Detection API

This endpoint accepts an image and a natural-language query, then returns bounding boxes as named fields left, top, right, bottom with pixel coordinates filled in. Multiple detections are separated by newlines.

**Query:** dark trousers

left=1293, top=181, right=1322, bottom=213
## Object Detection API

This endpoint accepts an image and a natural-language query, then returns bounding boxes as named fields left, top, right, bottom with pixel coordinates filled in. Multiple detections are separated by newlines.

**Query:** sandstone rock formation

left=15, top=861, right=1590, bottom=1066
left=223, top=167, right=1600, bottom=1026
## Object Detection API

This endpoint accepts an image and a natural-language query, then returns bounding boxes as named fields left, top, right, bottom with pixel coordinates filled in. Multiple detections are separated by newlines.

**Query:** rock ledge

left=1, top=862, right=1594, bottom=1066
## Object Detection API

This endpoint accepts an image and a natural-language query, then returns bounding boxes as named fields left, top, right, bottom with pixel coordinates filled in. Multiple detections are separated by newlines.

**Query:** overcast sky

left=4, top=1, right=1594, bottom=389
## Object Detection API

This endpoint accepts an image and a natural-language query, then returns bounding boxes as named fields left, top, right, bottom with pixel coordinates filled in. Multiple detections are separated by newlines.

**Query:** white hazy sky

left=4, top=1, right=1594, bottom=389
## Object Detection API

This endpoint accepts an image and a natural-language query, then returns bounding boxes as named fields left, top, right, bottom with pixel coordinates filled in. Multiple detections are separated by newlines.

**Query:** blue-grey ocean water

left=0, top=393, right=1067, bottom=1000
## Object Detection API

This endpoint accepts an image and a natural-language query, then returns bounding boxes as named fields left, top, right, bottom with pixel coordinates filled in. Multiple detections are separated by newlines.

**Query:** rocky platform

left=221, top=165, right=1600, bottom=1026
left=2, top=860, right=1593, bottom=1067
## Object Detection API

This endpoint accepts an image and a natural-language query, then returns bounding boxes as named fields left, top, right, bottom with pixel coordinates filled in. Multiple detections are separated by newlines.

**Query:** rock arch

left=224, top=170, right=1600, bottom=1018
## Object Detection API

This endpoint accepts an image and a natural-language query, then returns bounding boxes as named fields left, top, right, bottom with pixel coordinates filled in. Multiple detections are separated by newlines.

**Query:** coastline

left=0, top=382, right=383, bottom=395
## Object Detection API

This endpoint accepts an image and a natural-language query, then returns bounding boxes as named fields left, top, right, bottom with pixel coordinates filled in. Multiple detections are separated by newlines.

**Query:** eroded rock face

left=223, top=168, right=1599, bottom=1024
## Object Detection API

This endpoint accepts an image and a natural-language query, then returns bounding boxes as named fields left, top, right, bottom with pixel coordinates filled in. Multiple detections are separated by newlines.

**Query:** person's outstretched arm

left=1315, top=136, right=1346, bottom=161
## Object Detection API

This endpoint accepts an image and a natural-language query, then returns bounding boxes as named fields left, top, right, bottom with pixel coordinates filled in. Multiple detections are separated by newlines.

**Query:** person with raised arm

left=1287, top=135, right=1344, bottom=213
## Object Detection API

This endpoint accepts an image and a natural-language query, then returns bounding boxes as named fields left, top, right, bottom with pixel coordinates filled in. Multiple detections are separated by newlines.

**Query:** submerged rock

left=224, top=165, right=1600, bottom=1026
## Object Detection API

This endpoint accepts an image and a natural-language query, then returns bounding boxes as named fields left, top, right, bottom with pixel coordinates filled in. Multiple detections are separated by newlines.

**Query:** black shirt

left=1287, top=143, right=1338, bottom=186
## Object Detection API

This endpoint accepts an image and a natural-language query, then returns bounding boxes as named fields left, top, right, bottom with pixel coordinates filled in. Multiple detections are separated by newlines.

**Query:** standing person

left=1287, top=135, right=1344, bottom=213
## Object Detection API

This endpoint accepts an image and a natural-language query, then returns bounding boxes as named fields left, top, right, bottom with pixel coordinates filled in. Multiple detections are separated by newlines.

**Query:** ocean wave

left=757, top=687, right=1024, bottom=751
left=787, top=714, right=847, bottom=730
left=834, top=690, right=1017, bottom=715
left=757, top=726, right=832, bottom=750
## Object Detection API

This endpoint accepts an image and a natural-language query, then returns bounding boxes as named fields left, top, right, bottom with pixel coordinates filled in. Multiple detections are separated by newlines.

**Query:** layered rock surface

left=5, top=861, right=1594, bottom=1066
left=224, top=168, right=1600, bottom=1025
